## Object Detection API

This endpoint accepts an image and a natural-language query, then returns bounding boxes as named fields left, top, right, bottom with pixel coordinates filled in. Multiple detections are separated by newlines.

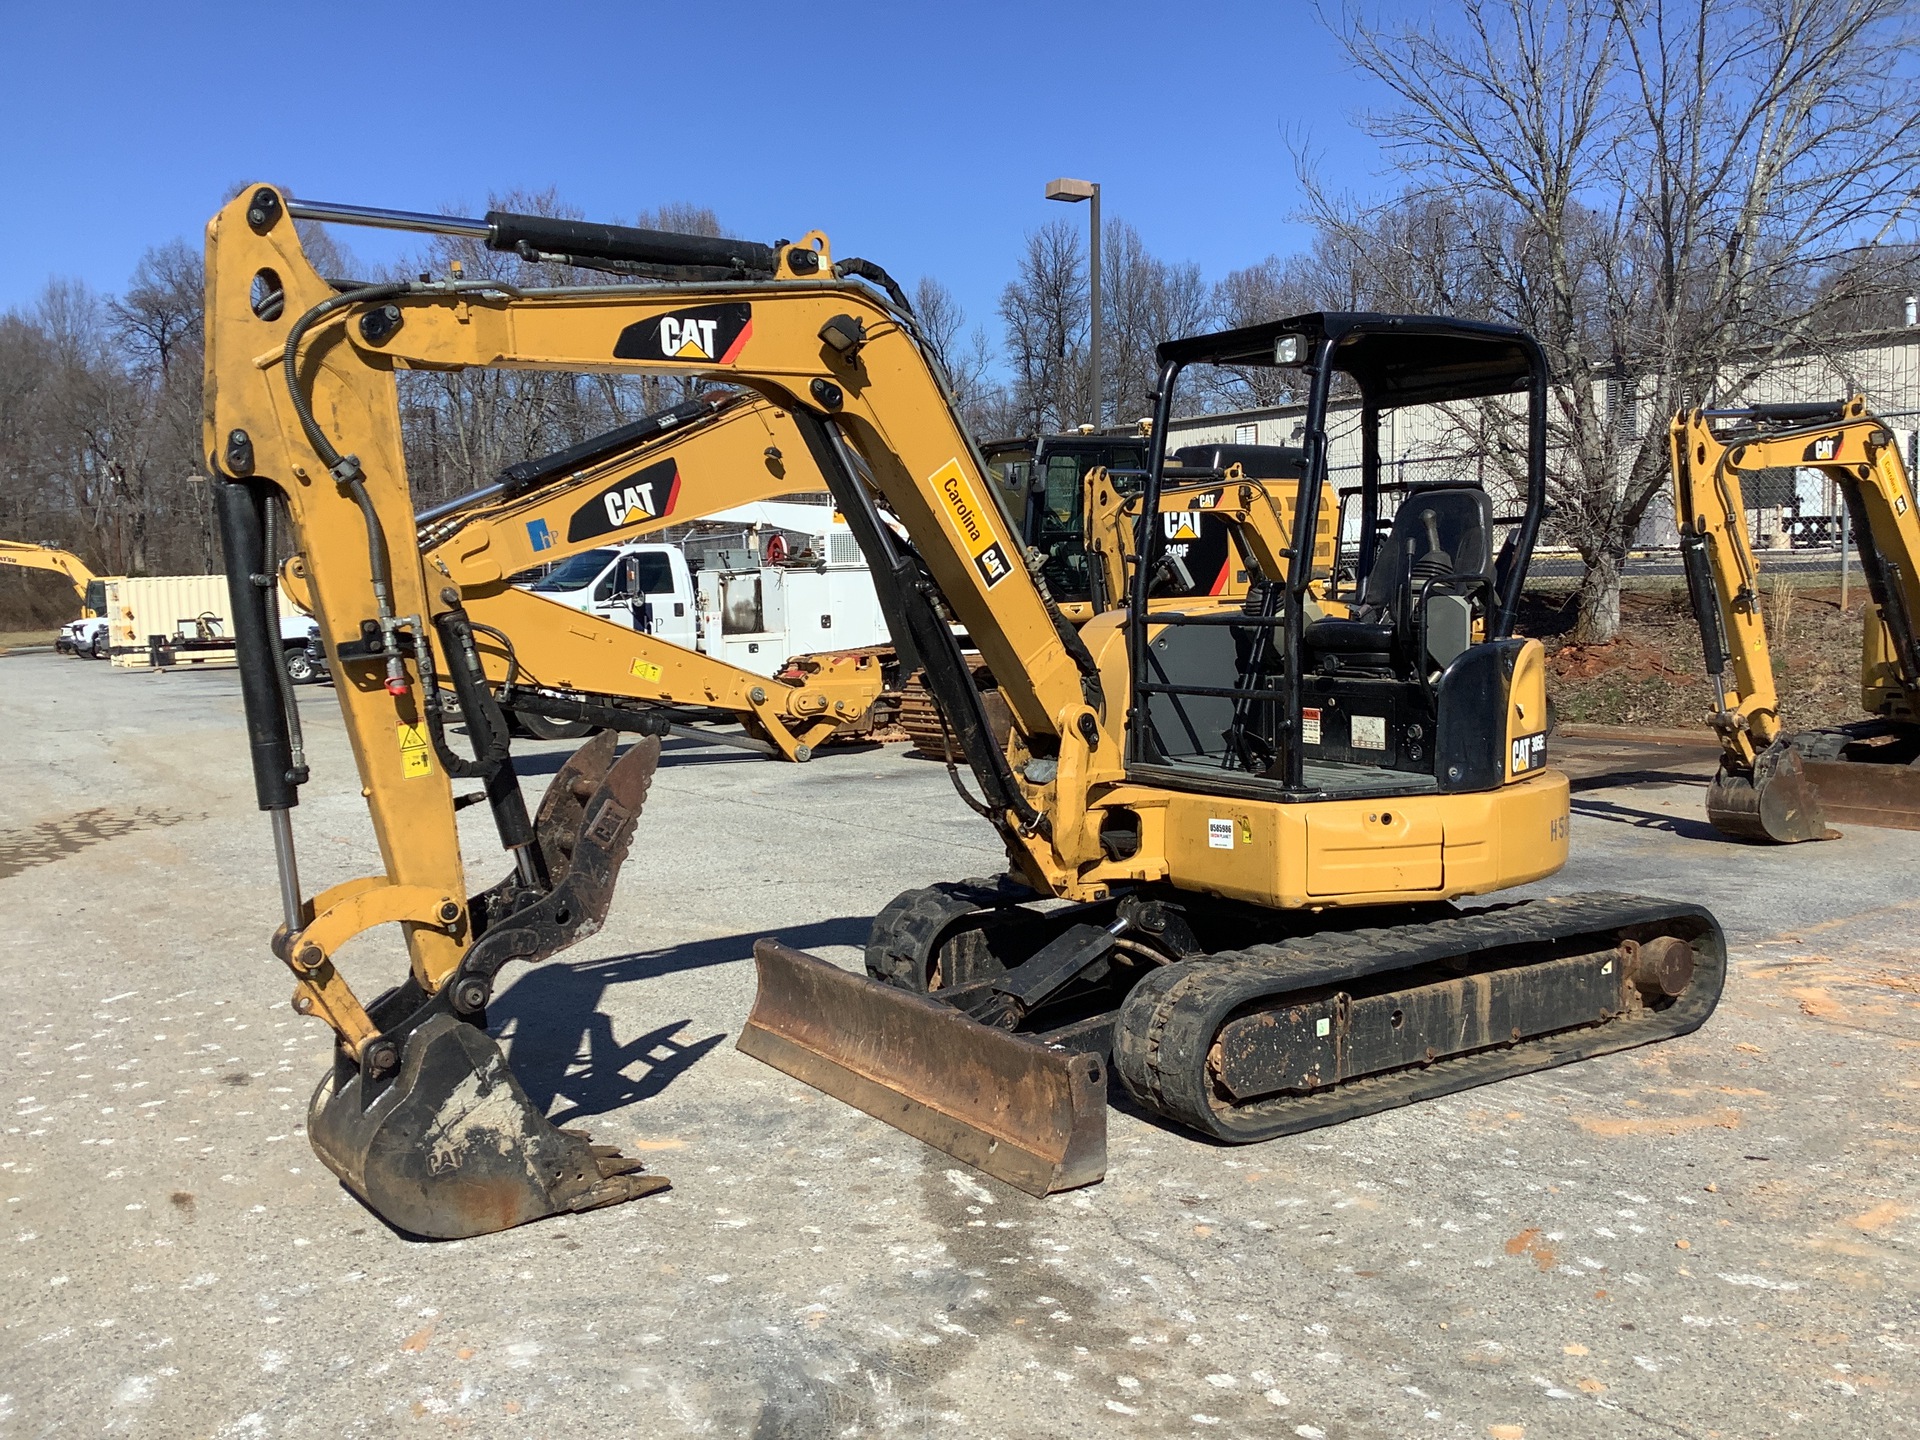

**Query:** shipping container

left=104, top=576, right=235, bottom=669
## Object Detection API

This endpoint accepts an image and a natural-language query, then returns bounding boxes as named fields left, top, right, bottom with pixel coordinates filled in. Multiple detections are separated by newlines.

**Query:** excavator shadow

left=1569, top=794, right=1723, bottom=840
left=489, top=916, right=873, bottom=1124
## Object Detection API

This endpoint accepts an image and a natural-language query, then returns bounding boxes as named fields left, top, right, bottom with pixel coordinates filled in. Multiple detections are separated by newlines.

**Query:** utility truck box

left=519, top=501, right=894, bottom=680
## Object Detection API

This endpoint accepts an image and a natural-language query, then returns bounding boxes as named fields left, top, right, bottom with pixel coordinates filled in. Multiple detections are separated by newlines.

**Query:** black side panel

left=1433, top=640, right=1522, bottom=792
left=214, top=477, right=298, bottom=812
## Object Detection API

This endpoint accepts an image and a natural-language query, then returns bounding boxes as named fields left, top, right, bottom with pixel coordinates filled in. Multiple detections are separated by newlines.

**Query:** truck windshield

left=527, top=549, right=618, bottom=592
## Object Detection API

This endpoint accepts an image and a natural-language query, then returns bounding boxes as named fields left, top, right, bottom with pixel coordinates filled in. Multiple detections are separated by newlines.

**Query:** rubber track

left=865, top=877, right=1034, bottom=991
left=1112, top=891, right=1725, bottom=1142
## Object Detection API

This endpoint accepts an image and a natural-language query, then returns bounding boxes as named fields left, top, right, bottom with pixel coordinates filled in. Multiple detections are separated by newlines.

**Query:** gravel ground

left=1, top=653, right=1915, bottom=1439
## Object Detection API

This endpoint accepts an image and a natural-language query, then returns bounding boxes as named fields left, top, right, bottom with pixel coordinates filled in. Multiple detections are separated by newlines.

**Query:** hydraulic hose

left=261, top=494, right=309, bottom=784
left=279, top=282, right=413, bottom=619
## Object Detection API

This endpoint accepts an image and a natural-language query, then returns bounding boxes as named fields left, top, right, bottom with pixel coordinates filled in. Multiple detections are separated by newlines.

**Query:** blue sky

left=0, top=1, right=1400, bottom=338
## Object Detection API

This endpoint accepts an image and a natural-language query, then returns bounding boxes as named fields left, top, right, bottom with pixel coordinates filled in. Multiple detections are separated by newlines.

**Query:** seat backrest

left=1359, top=486, right=1494, bottom=614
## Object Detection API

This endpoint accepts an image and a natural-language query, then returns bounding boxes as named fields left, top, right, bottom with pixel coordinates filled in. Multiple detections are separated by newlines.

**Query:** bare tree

left=111, top=241, right=204, bottom=378
left=1101, top=220, right=1214, bottom=424
left=914, top=276, right=1011, bottom=439
left=1319, top=0, right=1920, bottom=640
left=999, top=220, right=1090, bottom=434
left=1000, top=217, right=1216, bottom=434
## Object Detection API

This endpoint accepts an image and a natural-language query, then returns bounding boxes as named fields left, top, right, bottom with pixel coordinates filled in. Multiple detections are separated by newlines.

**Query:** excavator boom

left=418, top=389, right=893, bottom=759
left=0, top=540, right=99, bottom=611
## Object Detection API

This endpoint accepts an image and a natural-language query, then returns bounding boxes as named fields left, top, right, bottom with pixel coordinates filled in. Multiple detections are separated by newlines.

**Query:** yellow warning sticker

left=630, top=659, right=663, bottom=682
left=930, top=458, right=1015, bottom=588
left=397, top=723, right=432, bottom=778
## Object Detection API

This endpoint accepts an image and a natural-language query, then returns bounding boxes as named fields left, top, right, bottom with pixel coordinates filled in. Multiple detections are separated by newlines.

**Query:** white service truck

left=516, top=502, right=892, bottom=677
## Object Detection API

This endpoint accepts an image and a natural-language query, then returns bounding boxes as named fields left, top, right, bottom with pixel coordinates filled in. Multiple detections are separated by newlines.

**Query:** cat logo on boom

left=613, top=303, right=753, bottom=365
left=567, top=456, right=684, bottom=543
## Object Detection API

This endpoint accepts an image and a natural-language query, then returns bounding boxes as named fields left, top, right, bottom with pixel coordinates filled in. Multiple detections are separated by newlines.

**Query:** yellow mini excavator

left=1672, top=397, right=1920, bottom=840
left=0, top=540, right=105, bottom=615
left=411, top=389, right=893, bottom=760
left=205, top=187, right=1724, bottom=1235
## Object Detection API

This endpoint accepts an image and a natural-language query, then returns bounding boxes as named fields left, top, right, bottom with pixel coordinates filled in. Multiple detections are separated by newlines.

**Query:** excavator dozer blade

left=1799, top=758, right=1920, bottom=832
left=309, top=1012, right=668, bottom=1239
left=1705, top=745, right=1833, bottom=843
left=738, top=941, right=1106, bottom=1196
left=309, top=732, right=670, bottom=1239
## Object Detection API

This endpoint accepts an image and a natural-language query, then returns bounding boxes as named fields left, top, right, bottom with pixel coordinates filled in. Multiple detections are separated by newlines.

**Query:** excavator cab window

left=1131, top=313, right=1546, bottom=798
left=84, top=579, right=106, bottom=615
left=1003, top=435, right=1151, bottom=605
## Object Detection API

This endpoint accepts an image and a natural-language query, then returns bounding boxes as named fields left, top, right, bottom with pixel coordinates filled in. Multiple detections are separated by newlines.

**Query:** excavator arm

left=1670, top=399, right=1919, bottom=840
left=417, top=389, right=890, bottom=759
left=0, top=540, right=99, bottom=611
left=204, top=186, right=1105, bottom=1234
left=1082, top=466, right=1338, bottom=608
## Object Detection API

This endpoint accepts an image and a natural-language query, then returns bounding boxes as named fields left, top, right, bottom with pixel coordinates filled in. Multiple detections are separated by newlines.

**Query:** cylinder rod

left=269, top=807, right=304, bottom=933
left=285, top=197, right=491, bottom=238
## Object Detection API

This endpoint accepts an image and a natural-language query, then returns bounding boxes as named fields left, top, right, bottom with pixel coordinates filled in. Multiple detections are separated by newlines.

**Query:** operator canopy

left=1157, top=312, right=1543, bottom=406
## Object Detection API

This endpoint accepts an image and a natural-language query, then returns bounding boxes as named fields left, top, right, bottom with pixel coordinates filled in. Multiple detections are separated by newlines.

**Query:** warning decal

left=397, top=723, right=432, bottom=778
left=630, top=658, right=663, bottom=682
left=929, top=458, right=1015, bottom=589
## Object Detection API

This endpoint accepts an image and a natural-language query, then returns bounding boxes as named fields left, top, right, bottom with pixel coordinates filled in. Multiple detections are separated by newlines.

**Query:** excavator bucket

left=1705, top=743, right=1833, bottom=843
left=308, top=733, right=671, bottom=1239
left=738, top=941, right=1107, bottom=1196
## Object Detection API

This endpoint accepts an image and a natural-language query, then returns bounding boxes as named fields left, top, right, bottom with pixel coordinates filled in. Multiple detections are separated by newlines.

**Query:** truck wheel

left=518, top=711, right=594, bottom=741
left=90, top=631, right=109, bottom=660
left=283, top=647, right=317, bottom=684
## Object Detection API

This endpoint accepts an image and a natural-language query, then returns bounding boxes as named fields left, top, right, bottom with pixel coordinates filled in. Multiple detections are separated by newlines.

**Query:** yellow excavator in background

left=1672, top=397, right=1920, bottom=840
left=0, top=540, right=105, bottom=617
left=1081, top=457, right=1337, bottom=613
left=897, top=456, right=1335, bottom=756
left=410, top=389, right=893, bottom=760
left=204, top=186, right=1723, bottom=1237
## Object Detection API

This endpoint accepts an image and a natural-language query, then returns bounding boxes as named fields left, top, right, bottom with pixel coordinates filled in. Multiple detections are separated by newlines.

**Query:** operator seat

left=1306, top=486, right=1493, bottom=671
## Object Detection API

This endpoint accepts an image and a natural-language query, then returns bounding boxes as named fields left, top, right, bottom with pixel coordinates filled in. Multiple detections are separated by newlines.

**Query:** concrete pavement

left=1, top=654, right=1914, bottom=1438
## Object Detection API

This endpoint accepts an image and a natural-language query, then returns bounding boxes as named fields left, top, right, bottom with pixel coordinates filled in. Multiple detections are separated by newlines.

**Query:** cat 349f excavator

left=412, top=388, right=892, bottom=760
left=1672, top=397, right=1920, bottom=841
left=205, top=186, right=1724, bottom=1237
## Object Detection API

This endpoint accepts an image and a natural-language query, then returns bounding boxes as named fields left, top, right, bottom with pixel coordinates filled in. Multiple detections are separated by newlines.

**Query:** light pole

left=1045, top=176, right=1101, bottom=428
